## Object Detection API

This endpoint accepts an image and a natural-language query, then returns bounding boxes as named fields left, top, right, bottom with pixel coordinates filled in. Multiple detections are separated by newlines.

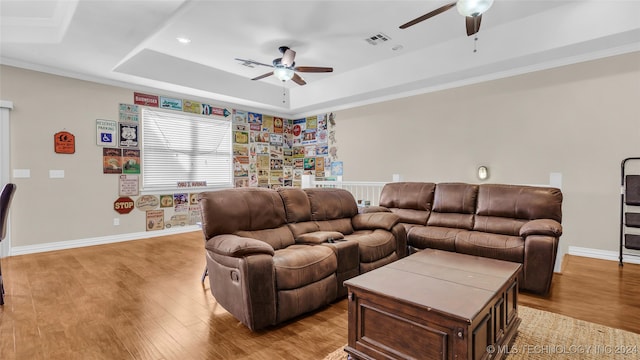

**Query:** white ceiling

left=1, top=0, right=639, bottom=117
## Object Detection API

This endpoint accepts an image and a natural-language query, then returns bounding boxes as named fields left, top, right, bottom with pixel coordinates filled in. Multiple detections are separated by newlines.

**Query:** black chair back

left=1, top=183, right=17, bottom=241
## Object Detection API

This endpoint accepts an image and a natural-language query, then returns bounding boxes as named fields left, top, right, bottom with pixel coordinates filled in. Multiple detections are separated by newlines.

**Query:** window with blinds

left=141, top=108, right=232, bottom=192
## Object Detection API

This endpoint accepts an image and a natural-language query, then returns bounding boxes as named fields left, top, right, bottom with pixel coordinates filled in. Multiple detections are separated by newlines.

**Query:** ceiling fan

left=399, top=0, right=494, bottom=36
left=235, top=46, right=333, bottom=86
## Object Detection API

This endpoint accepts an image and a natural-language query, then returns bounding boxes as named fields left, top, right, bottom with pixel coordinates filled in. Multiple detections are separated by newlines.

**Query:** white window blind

left=142, top=108, right=232, bottom=191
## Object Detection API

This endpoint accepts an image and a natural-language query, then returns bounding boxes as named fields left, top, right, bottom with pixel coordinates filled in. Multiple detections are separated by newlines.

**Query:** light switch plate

left=13, top=169, right=31, bottom=178
left=49, top=170, right=65, bottom=178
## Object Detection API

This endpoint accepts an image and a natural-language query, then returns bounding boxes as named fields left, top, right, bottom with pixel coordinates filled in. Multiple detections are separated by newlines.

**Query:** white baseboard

left=568, top=246, right=640, bottom=265
left=554, top=248, right=564, bottom=273
left=9, top=225, right=201, bottom=256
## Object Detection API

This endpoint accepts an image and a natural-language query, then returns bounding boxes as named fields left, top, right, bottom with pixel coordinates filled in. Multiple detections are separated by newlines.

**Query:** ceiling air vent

left=365, top=33, right=391, bottom=46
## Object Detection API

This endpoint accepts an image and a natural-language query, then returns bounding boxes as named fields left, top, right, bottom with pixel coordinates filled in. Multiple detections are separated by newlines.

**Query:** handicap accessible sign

left=97, top=119, right=117, bottom=146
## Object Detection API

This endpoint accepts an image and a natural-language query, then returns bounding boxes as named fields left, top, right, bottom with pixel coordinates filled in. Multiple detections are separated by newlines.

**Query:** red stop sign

left=114, top=196, right=135, bottom=214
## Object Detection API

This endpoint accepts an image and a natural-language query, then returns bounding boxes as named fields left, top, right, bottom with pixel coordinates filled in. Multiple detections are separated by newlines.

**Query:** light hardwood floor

left=1, top=231, right=638, bottom=359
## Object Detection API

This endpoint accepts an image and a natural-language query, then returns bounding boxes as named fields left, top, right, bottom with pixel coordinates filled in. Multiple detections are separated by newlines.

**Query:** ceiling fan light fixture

left=456, top=0, right=494, bottom=17
left=274, top=67, right=294, bottom=82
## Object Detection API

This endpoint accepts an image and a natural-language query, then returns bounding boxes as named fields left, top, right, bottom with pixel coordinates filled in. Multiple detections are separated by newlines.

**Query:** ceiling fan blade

left=235, top=58, right=274, bottom=68
left=399, top=1, right=457, bottom=29
left=466, top=14, right=482, bottom=36
left=292, top=73, right=307, bottom=86
left=251, top=71, right=274, bottom=81
left=281, top=49, right=296, bottom=67
left=294, top=66, right=333, bottom=73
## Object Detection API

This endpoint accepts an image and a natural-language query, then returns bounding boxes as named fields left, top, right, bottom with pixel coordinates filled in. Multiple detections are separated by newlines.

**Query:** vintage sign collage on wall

left=99, top=94, right=213, bottom=232
left=99, top=91, right=339, bottom=231
left=232, top=110, right=339, bottom=188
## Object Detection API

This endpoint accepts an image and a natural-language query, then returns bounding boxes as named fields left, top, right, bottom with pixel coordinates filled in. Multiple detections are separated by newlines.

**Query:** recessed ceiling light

left=176, top=37, right=191, bottom=44
left=392, top=45, right=404, bottom=51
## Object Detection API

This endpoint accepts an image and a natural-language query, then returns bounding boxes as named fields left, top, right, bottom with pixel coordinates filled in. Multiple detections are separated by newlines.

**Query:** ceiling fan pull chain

left=282, top=84, right=286, bottom=104
left=473, top=15, right=479, bottom=53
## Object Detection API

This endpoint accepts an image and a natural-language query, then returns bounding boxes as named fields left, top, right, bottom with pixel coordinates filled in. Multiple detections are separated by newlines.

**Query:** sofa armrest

left=205, top=247, right=276, bottom=330
left=352, top=212, right=400, bottom=231
left=206, top=234, right=275, bottom=257
left=520, top=219, right=563, bottom=238
left=391, top=223, right=408, bottom=258
left=523, top=235, right=559, bottom=294
left=360, top=205, right=391, bottom=214
left=296, top=231, right=344, bottom=244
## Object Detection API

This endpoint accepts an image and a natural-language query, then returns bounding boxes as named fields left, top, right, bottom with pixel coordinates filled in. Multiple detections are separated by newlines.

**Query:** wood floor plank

left=519, top=254, right=640, bottom=334
left=1, top=231, right=638, bottom=360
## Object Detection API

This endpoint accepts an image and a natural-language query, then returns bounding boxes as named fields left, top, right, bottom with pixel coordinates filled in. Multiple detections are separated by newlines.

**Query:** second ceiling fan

left=236, top=46, right=333, bottom=86
left=400, top=0, right=494, bottom=36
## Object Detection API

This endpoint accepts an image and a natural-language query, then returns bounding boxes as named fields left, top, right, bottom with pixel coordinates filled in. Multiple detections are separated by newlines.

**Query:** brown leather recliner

left=375, top=182, right=563, bottom=295
left=199, top=187, right=405, bottom=330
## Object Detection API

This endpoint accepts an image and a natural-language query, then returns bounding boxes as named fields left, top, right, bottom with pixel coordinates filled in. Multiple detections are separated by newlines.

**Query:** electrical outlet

left=49, top=169, right=65, bottom=178
left=113, top=218, right=120, bottom=226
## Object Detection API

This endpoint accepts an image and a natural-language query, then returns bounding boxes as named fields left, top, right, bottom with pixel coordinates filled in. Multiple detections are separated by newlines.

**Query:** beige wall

left=2, top=51, right=639, bottom=256
left=335, top=51, right=640, bottom=257
left=0, top=65, right=314, bottom=251
left=1, top=66, right=150, bottom=248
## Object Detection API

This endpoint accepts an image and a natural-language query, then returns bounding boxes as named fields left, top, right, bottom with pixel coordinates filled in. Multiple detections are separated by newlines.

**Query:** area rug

left=323, top=306, right=639, bottom=359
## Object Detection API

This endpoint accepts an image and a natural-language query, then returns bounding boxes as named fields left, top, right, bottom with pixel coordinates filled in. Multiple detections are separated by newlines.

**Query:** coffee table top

left=344, top=249, right=522, bottom=322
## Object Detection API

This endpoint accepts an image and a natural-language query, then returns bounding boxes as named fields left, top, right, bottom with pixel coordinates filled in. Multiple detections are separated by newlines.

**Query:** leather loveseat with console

left=198, top=187, right=406, bottom=330
left=368, top=182, right=563, bottom=295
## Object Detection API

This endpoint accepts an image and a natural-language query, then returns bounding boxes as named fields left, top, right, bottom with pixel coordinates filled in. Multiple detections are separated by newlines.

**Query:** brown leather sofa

left=372, top=182, right=563, bottom=295
left=199, top=187, right=406, bottom=330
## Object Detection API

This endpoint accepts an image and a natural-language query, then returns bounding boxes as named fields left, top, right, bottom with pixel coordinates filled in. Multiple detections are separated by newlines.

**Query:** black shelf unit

left=619, top=157, right=640, bottom=266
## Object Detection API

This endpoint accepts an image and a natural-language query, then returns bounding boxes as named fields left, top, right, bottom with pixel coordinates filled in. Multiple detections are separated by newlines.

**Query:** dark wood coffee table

left=344, top=249, right=522, bottom=360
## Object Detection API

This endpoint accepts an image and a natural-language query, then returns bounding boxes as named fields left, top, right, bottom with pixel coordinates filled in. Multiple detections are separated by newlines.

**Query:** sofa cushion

left=428, top=183, right=478, bottom=230
left=401, top=223, right=419, bottom=234
left=345, top=229, right=396, bottom=263
left=296, top=231, right=344, bottom=244
left=360, top=252, right=399, bottom=274
left=304, top=188, right=358, bottom=220
left=273, top=245, right=337, bottom=290
left=476, top=184, right=563, bottom=222
left=316, top=218, right=354, bottom=235
left=427, top=213, right=475, bottom=230
left=235, top=225, right=295, bottom=250
left=389, top=208, right=430, bottom=225
left=361, top=205, right=391, bottom=213
left=278, top=188, right=312, bottom=223
left=455, top=231, right=524, bottom=263
left=406, top=226, right=463, bottom=252
left=276, top=274, right=337, bottom=324
left=288, top=221, right=320, bottom=239
left=380, top=182, right=435, bottom=225
left=473, top=216, right=527, bottom=237
left=379, top=182, right=435, bottom=211
left=200, top=188, right=287, bottom=239
left=432, top=183, right=478, bottom=214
